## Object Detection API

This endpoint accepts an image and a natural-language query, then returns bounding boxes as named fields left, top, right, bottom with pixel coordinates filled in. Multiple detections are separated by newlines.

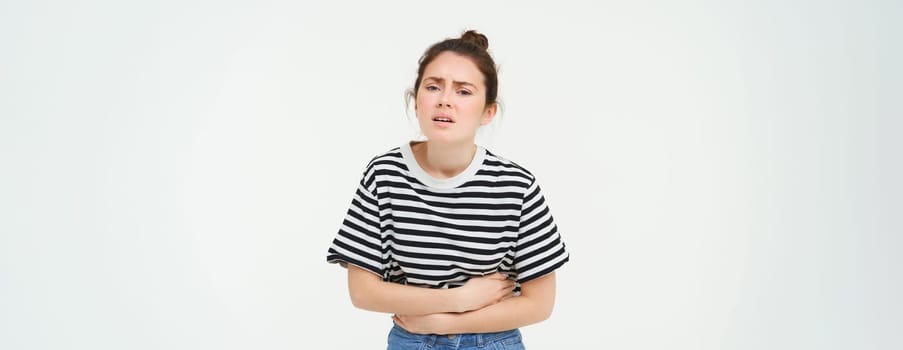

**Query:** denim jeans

left=387, top=323, right=526, bottom=350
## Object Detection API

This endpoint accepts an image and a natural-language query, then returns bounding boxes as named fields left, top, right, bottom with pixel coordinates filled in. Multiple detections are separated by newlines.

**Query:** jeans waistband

left=390, top=322, right=521, bottom=347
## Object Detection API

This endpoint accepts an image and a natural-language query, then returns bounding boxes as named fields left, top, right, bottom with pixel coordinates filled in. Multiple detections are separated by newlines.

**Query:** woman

left=326, top=30, right=569, bottom=350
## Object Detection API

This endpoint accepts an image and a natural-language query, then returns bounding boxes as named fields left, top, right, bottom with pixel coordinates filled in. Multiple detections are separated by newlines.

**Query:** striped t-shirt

left=326, top=141, right=569, bottom=288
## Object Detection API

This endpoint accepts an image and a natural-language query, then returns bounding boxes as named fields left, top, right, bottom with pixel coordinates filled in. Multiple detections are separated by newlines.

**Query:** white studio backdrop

left=1, top=1, right=900, bottom=349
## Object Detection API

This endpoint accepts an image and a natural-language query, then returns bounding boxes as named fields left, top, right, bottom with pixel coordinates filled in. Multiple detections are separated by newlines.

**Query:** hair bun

left=460, top=30, right=489, bottom=51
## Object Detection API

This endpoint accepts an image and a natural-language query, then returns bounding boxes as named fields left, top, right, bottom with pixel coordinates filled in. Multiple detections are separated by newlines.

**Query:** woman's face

left=415, top=51, right=496, bottom=145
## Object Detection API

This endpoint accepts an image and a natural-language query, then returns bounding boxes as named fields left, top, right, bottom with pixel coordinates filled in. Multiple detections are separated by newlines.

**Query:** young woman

left=326, top=30, right=569, bottom=350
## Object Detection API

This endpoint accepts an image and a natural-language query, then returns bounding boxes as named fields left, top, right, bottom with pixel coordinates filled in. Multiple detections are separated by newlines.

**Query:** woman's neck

left=412, top=140, right=477, bottom=179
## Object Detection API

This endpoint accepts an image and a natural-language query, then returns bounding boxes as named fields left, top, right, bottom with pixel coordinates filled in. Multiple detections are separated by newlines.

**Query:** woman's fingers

left=502, top=280, right=516, bottom=290
left=496, top=280, right=516, bottom=298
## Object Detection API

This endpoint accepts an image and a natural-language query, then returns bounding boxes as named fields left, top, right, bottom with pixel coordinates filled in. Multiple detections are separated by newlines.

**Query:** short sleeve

left=513, top=178, right=569, bottom=284
left=325, top=170, right=388, bottom=279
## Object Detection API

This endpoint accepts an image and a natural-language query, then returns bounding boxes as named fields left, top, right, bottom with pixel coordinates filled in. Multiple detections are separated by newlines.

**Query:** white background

left=1, top=1, right=900, bottom=349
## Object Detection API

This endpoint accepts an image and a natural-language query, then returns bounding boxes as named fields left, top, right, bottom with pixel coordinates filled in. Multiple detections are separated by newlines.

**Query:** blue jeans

left=387, top=323, right=526, bottom=350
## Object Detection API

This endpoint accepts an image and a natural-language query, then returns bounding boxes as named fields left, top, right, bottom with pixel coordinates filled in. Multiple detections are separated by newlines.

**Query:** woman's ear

left=408, top=90, right=418, bottom=112
left=480, top=103, right=498, bottom=125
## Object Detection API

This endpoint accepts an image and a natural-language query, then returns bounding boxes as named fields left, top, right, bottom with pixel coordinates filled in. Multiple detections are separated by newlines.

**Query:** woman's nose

left=437, top=92, right=451, bottom=107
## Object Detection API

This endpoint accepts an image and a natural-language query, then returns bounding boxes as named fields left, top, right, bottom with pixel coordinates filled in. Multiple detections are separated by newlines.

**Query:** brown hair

left=408, top=30, right=499, bottom=109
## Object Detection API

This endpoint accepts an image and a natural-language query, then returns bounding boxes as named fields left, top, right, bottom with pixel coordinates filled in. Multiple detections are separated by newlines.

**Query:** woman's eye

left=425, top=86, right=439, bottom=91
left=458, top=90, right=472, bottom=95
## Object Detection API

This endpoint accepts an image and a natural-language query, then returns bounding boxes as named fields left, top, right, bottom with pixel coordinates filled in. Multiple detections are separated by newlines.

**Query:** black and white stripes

left=327, top=142, right=568, bottom=288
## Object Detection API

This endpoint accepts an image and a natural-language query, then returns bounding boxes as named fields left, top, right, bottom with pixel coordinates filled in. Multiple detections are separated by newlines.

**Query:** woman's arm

left=347, top=264, right=516, bottom=315
left=393, top=272, right=557, bottom=334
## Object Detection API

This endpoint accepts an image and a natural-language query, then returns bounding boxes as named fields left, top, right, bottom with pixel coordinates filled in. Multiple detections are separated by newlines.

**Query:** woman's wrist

left=449, top=288, right=466, bottom=313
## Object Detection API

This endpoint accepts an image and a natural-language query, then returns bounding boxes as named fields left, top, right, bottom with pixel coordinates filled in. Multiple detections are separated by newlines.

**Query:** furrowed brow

left=423, top=76, right=478, bottom=90
left=453, top=80, right=478, bottom=90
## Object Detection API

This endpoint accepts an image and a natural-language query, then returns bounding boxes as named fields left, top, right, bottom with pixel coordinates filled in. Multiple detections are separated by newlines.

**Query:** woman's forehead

left=422, top=52, right=484, bottom=84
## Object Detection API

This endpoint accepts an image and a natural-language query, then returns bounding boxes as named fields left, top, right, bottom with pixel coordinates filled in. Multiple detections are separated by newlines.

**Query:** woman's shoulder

left=353, top=146, right=407, bottom=178
left=364, top=145, right=404, bottom=165
left=482, top=148, right=537, bottom=183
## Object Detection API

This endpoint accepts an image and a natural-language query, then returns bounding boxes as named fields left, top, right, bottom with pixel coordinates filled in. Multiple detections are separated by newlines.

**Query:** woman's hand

left=452, top=272, right=516, bottom=312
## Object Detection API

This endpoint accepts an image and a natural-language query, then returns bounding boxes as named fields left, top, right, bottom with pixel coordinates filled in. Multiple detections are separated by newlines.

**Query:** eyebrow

left=423, top=76, right=479, bottom=90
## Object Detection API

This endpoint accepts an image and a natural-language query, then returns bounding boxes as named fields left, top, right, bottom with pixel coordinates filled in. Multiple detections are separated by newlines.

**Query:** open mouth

left=432, top=116, right=455, bottom=123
